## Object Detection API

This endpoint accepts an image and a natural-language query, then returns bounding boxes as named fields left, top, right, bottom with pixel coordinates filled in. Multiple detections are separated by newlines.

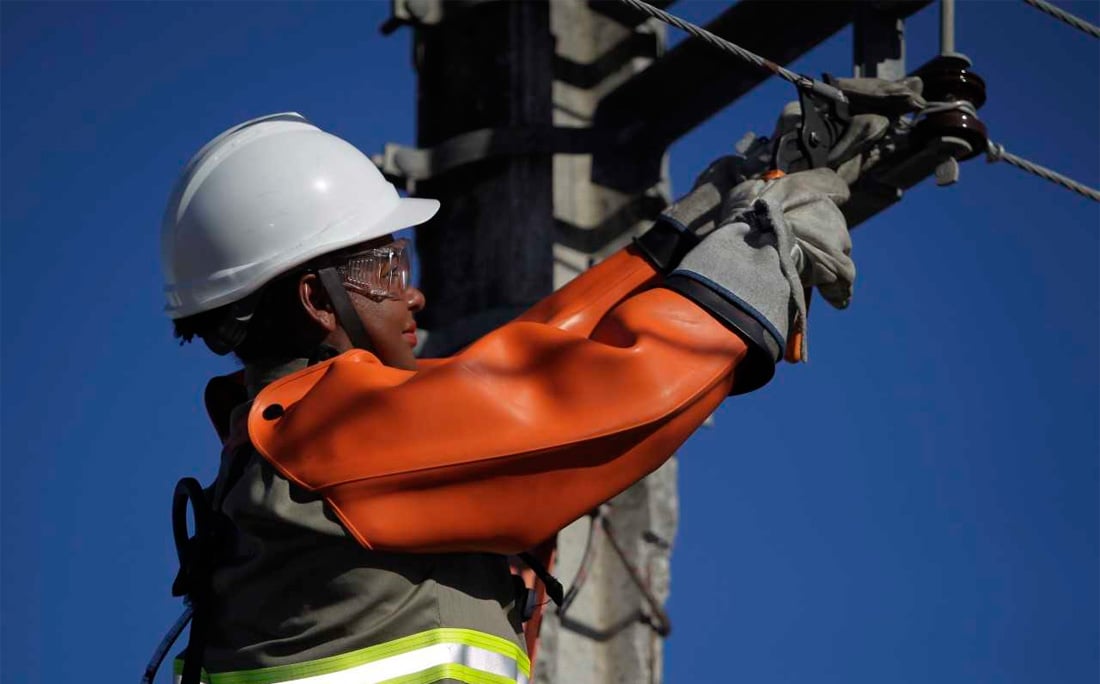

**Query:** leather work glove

left=655, top=155, right=748, bottom=239
left=723, top=168, right=854, bottom=312
left=632, top=154, right=750, bottom=275
left=772, top=76, right=925, bottom=184
left=645, top=76, right=922, bottom=255
left=666, top=168, right=852, bottom=375
left=835, top=75, right=926, bottom=116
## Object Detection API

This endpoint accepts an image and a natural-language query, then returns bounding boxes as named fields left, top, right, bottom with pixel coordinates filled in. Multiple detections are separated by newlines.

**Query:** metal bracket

left=380, top=0, right=499, bottom=35
left=844, top=134, right=972, bottom=226
left=374, top=126, right=608, bottom=190
left=854, top=4, right=907, bottom=81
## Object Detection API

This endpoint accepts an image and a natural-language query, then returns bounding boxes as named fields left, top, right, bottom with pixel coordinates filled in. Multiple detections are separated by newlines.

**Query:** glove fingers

left=783, top=194, right=854, bottom=309
left=771, top=100, right=802, bottom=139
left=817, top=280, right=853, bottom=310
left=795, top=239, right=854, bottom=309
left=827, top=113, right=889, bottom=167
left=835, top=155, right=864, bottom=186
left=834, top=75, right=926, bottom=115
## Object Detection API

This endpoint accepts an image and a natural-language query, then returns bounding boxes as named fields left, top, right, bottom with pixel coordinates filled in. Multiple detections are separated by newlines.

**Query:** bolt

left=935, top=157, right=960, bottom=186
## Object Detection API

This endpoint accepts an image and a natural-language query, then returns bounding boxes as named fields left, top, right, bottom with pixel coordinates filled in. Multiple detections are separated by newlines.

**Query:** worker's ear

left=298, top=272, right=339, bottom=334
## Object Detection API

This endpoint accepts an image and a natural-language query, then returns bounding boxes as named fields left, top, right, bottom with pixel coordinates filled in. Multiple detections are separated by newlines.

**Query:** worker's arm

left=513, top=246, right=660, bottom=334
left=413, top=245, right=663, bottom=372
left=249, top=249, right=747, bottom=555
left=249, top=169, right=853, bottom=556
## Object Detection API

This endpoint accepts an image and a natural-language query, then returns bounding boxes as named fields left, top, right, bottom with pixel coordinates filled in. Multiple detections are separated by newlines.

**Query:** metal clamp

left=771, top=76, right=852, bottom=174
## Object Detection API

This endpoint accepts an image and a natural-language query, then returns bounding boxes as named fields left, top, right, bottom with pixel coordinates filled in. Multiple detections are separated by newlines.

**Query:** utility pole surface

left=415, top=1, right=555, bottom=354
left=538, top=3, right=674, bottom=683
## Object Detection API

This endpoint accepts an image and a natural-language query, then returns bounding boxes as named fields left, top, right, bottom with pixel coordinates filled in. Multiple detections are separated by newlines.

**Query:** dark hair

left=173, top=272, right=327, bottom=364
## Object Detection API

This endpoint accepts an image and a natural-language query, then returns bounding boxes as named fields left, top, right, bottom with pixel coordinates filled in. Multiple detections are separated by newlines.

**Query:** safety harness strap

left=518, top=552, right=564, bottom=607
left=171, top=478, right=223, bottom=684
left=170, top=429, right=253, bottom=684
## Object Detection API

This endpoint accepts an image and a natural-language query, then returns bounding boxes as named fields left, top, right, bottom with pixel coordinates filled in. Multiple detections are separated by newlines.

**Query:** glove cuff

left=633, top=218, right=700, bottom=273
left=664, top=273, right=780, bottom=394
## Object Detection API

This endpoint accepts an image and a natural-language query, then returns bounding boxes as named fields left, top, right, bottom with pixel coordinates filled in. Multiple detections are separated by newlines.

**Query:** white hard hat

left=161, top=113, right=439, bottom=319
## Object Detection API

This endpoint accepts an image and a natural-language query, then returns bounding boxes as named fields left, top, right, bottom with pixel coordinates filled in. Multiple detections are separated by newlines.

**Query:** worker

left=161, top=110, right=861, bottom=684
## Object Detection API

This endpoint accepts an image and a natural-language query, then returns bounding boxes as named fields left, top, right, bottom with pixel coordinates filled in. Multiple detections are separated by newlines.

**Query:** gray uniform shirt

left=202, top=359, right=526, bottom=674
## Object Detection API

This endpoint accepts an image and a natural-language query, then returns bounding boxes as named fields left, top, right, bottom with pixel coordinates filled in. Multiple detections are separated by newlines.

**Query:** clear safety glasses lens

left=337, top=238, right=411, bottom=300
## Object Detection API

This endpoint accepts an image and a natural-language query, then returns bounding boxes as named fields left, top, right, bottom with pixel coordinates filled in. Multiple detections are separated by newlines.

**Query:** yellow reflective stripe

left=180, top=628, right=530, bottom=684
left=173, top=661, right=522, bottom=684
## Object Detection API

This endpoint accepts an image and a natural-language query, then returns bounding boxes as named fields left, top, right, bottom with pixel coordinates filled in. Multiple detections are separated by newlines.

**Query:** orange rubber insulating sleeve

left=249, top=248, right=748, bottom=555
left=514, top=247, right=662, bottom=333
left=414, top=248, right=659, bottom=372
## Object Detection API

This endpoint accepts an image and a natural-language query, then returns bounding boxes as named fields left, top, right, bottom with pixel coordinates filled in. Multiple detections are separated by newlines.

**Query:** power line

left=987, top=141, right=1100, bottom=202
left=612, top=0, right=848, bottom=106
left=1022, top=0, right=1100, bottom=39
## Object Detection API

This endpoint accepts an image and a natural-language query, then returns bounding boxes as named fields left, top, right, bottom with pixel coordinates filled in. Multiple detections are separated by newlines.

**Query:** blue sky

left=1, top=2, right=1096, bottom=683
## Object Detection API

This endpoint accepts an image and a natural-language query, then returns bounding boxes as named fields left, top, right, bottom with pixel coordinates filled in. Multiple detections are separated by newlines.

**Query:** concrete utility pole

left=411, top=1, right=556, bottom=352
left=377, top=1, right=931, bottom=681
left=399, top=3, right=675, bottom=681
left=539, top=5, right=672, bottom=682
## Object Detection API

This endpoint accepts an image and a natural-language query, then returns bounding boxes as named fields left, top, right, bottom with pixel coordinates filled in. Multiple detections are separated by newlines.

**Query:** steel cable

left=987, top=141, right=1100, bottom=202
left=612, top=0, right=848, bottom=105
left=1022, top=0, right=1100, bottom=39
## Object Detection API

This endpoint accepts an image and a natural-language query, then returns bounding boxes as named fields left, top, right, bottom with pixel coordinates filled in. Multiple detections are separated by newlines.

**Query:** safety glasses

left=336, top=238, right=411, bottom=300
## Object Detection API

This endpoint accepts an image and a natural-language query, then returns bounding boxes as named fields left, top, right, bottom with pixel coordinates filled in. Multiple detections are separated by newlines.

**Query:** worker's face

left=337, top=236, right=424, bottom=370
left=304, top=236, right=426, bottom=370
left=344, top=281, right=425, bottom=371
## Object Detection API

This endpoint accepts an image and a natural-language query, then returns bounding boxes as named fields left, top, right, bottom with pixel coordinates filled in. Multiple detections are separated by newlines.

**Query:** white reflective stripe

left=175, top=641, right=528, bottom=684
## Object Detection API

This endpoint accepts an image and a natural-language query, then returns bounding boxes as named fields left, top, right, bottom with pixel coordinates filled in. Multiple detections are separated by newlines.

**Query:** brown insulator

left=914, top=54, right=987, bottom=109
left=912, top=55, right=989, bottom=160
left=914, top=110, right=989, bottom=160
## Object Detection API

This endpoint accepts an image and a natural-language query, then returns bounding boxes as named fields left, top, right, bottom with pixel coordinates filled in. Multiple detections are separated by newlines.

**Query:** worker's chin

left=380, top=347, right=419, bottom=371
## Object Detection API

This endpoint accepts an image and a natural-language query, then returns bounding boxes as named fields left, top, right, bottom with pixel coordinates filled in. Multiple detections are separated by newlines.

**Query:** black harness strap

left=519, top=552, right=565, bottom=607
left=171, top=478, right=222, bottom=684
left=166, top=414, right=258, bottom=684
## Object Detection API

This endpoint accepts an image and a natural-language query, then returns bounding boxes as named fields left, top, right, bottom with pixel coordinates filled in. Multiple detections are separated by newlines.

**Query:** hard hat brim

left=371, top=196, right=441, bottom=238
